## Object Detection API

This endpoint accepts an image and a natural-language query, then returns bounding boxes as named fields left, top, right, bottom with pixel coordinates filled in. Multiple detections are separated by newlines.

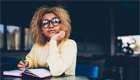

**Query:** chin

left=49, top=34, right=56, bottom=37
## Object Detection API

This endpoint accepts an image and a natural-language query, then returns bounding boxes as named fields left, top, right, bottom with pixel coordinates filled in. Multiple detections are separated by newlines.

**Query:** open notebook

left=3, top=68, right=51, bottom=78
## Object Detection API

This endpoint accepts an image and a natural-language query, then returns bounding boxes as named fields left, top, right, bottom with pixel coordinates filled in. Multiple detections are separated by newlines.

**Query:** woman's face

left=41, top=13, right=61, bottom=39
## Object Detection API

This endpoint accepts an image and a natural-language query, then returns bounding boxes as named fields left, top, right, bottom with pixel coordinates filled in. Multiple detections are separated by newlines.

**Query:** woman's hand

left=51, top=31, right=65, bottom=41
left=17, top=60, right=29, bottom=71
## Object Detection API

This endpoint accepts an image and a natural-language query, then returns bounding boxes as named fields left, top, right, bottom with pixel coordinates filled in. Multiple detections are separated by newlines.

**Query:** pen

left=20, top=56, right=28, bottom=70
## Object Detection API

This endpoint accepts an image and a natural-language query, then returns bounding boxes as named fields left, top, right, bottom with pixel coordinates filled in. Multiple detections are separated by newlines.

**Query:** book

left=3, top=68, right=51, bottom=79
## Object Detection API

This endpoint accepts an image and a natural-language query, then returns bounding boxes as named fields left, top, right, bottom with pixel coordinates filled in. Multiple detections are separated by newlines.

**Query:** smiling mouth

left=48, top=30, right=56, bottom=33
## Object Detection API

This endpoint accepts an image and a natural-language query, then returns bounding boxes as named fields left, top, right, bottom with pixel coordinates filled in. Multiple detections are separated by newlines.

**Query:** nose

left=48, top=22, right=54, bottom=28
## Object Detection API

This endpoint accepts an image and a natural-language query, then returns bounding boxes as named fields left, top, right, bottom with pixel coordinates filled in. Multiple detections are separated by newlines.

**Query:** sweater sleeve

left=46, top=39, right=77, bottom=76
left=25, top=44, right=37, bottom=68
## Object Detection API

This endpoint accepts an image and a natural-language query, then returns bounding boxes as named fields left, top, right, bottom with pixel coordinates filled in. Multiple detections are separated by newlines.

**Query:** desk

left=1, top=76, right=113, bottom=80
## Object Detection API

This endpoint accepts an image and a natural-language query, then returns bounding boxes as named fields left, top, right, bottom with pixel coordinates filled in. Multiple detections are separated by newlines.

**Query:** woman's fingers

left=19, top=61, right=24, bottom=65
left=17, top=60, right=26, bottom=71
left=51, top=31, right=65, bottom=41
left=51, top=32, right=61, bottom=40
left=17, top=64, right=24, bottom=68
left=62, top=31, right=65, bottom=38
left=59, top=31, right=65, bottom=39
left=17, top=64, right=25, bottom=71
left=25, top=61, right=29, bottom=67
left=17, top=61, right=24, bottom=67
left=20, top=68, right=25, bottom=71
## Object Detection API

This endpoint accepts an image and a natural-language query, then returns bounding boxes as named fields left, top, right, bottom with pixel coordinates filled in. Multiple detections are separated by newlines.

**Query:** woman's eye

left=42, top=20, right=49, bottom=25
left=53, top=19, right=60, bottom=23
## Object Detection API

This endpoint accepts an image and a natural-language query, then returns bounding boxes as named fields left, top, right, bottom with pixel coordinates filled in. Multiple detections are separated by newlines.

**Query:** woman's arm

left=25, top=44, right=37, bottom=68
left=46, top=39, right=77, bottom=76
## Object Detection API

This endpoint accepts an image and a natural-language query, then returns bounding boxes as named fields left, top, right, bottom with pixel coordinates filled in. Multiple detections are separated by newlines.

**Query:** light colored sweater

left=25, top=39, right=77, bottom=76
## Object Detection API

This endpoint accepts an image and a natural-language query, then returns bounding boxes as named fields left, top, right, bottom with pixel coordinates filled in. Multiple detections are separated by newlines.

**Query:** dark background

left=1, top=1, right=139, bottom=43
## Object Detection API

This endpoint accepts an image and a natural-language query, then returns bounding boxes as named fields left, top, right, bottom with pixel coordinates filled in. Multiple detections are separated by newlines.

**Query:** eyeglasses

left=40, top=17, right=61, bottom=28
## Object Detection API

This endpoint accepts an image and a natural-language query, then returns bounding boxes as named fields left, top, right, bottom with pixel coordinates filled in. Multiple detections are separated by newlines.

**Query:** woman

left=17, top=5, right=77, bottom=76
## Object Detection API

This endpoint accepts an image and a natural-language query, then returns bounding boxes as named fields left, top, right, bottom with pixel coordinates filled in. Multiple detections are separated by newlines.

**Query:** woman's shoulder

left=66, top=39, right=76, bottom=42
left=32, top=43, right=43, bottom=48
left=63, top=39, right=77, bottom=45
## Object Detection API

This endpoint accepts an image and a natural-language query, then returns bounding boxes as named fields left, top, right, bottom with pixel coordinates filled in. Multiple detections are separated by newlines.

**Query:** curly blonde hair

left=30, top=5, right=71, bottom=45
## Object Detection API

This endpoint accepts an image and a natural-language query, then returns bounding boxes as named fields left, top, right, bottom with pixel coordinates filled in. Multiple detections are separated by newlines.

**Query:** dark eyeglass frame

left=40, top=17, right=61, bottom=29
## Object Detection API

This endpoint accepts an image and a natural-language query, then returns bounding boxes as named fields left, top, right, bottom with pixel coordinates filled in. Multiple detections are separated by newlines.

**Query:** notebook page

left=3, top=70, right=23, bottom=77
left=29, top=68, right=51, bottom=77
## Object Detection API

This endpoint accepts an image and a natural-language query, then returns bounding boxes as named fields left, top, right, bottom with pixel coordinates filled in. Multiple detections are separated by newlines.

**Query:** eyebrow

left=42, top=17, right=57, bottom=21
